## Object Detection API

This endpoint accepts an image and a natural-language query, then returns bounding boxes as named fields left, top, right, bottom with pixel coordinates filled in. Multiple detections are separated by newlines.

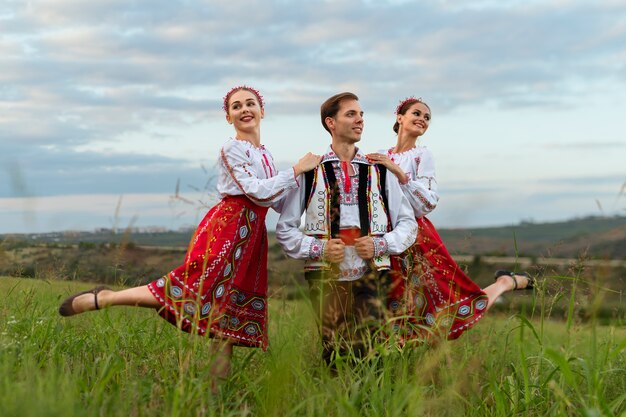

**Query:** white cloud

left=1, top=0, right=625, bottom=231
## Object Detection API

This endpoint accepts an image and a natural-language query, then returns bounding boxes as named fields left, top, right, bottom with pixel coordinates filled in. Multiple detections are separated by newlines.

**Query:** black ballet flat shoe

left=59, top=286, right=110, bottom=317
left=494, top=270, right=535, bottom=290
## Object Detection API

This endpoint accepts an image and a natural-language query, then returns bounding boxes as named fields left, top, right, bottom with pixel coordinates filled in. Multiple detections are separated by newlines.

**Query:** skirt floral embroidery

left=148, top=195, right=270, bottom=350
left=388, top=217, right=488, bottom=341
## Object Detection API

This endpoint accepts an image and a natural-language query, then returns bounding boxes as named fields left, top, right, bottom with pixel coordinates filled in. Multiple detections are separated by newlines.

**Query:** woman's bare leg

left=483, top=274, right=532, bottom=311
left=63, top=285, right=160, bottom=315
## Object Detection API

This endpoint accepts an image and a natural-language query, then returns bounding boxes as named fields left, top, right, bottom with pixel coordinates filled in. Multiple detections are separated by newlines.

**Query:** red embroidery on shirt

left=262, top=153, right=274, bottom=177
left=340, top=161, right=351, bottom=193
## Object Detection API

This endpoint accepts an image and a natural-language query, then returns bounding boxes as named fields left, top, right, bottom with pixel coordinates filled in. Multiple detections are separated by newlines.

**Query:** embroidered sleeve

left=308, top=238, right=326, bottom=261
left=382, top=174, right=418, bottom=254
left=220, top=141, right=298, bottom=207
left=400, top=148, right=439, bottom=217
left=372, top=236, right=389, bottom=257
left=275, top=185, right=320, bottom=260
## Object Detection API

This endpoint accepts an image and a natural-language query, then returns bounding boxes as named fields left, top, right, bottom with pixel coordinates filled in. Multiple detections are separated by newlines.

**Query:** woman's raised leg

left=483, top=273, right=533, bottom=310
left=59, top=285, right=160, bottom=316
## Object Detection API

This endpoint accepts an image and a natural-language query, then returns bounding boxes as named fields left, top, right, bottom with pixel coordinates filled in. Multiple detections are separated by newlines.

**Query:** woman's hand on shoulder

left=293, top=153, right=322, bottom=176
left=366, top=152, right=397, bottom=169
left=366, top=153, right=408, bottom=184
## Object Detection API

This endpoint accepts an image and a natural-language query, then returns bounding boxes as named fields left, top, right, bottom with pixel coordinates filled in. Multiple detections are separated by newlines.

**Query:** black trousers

left=306, top=270, right=391, bottom=364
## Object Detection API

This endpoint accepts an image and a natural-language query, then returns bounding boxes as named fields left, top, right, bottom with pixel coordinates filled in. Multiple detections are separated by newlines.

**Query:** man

left=276, top=92, right=417, bottom=364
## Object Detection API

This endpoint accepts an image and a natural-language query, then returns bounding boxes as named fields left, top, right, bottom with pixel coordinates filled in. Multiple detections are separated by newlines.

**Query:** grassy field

left=1, top=276, right=625, bottom=417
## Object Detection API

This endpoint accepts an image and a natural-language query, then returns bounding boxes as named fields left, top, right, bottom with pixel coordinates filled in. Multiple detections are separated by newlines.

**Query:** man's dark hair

left=320, top=92, right=359, bottom=133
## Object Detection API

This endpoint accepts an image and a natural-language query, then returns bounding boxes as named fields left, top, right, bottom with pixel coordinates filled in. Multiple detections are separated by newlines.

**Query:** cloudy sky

left=2, top=0, right=625, bottom=234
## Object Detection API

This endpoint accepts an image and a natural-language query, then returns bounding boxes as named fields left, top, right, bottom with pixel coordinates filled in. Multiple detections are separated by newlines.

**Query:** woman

left=59, top=85, right=321, bottom=383
left=366, top=97, right=533, bottom=341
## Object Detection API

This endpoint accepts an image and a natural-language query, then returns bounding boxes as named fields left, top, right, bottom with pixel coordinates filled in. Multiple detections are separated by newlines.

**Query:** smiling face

left=397, top=101, right=430, bottom=138
left=325, top=98, right=364, bottom=145
left=225, top=89, right=264, bottom=136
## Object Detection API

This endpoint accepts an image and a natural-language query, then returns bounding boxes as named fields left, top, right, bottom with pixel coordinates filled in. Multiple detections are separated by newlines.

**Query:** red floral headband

left=222, top=85, right=265, bottom=113
left=394, top=96, right=423, bottom=115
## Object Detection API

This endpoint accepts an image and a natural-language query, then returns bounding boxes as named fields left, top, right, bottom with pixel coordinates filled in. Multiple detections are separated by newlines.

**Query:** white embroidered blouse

left=217, top=138, right=299, bottom=210
left=385, top=146, right=439, bottom=218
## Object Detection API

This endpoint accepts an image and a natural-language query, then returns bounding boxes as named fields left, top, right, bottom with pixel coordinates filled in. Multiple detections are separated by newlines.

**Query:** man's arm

left=275, top=180, right=323, bottom=260
left=354, top=174, right=417, bottom=260
left=276, top=179, right=346, bottom=263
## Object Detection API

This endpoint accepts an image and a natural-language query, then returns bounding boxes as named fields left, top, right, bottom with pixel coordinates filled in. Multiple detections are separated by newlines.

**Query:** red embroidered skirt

left=388, top=217, right=488, bottom=341
left=148, top=195, right=270, bottom=350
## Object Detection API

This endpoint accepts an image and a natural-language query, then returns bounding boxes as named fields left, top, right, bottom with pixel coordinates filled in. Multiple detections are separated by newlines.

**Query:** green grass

left=1, top=276, right=625, bottom=417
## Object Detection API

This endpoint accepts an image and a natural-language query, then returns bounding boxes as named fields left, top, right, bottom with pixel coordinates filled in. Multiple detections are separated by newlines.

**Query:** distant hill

left=437, top=215, right=626, bottom=259
left=2, top=229, right=195, bottom=248
left=2, top=215, right=625, bottom=259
